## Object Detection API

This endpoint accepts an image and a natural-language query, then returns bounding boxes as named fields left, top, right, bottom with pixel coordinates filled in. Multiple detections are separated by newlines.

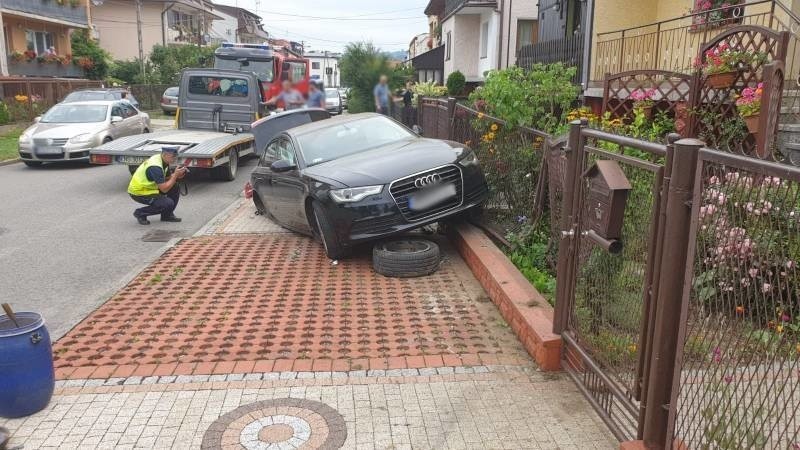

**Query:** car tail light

left=90, top=154, right=112, bottom=164
left=244, top=182, right=253, bottom=199
left=194, top=158, right=213, bottom=168
left=161, top=96, right=168, bottom=103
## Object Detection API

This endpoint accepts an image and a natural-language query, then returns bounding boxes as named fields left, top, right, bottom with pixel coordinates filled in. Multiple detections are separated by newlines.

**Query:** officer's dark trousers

left=130, top=185, right=180, bottom=219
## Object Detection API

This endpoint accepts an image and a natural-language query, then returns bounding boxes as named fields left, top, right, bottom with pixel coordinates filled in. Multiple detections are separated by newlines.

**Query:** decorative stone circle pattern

left=202, top=398, right=347, bottom=450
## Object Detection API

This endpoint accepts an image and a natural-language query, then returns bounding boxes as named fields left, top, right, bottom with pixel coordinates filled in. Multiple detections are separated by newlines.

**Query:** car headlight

left=458, top=149, right=480, bottom=167
left=330, top=185, right=383, bottom=203
left=69, top=133, right=94, bottom=144
left=18, top=131, right=33, bottom=144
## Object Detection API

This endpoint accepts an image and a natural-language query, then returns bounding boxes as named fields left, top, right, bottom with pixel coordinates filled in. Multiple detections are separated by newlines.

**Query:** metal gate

left=419, top=97, right=452, bottom=140
left=554, top=121, right=678, bottom=441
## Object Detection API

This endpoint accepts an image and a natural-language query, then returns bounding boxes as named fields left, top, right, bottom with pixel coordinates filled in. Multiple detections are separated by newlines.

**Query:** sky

left=211, top=0, right=430, bottom=54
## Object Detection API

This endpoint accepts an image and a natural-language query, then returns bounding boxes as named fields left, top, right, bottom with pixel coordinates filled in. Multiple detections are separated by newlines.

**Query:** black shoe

left=161, top=215, right=182, bottom=223
left=135, top=214, right=150, bottom=225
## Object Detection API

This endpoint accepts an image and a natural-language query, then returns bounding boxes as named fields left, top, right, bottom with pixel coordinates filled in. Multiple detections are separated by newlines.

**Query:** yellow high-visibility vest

left=128, top=154, right=169, bottom=196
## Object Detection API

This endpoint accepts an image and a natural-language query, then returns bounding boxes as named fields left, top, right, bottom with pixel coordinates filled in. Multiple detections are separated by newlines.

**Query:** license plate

left=116, top=155, right=149, bottom=165
left=36, top=146, right=62, bottom=155
left=408, top=183, right=457, bottom=211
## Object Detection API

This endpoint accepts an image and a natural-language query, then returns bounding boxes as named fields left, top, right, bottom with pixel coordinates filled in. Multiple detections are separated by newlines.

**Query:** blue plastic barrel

left=0, top=312, right=54, bottom=418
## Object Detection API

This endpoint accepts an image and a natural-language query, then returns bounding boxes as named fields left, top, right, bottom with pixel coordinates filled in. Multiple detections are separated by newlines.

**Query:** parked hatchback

left=160, top=86, right=179, bottom=114
left=62, top=88, right=140, bottom=109
left=18, top=101, right=150, bottom=167
left=325, top=88, right=342, bottom=115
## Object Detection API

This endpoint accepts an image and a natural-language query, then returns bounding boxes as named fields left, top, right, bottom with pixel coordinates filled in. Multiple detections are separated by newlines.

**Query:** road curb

left=193, top=196, right=244, bottom=236
left=448, top=222, right=562, bottom=371
left=0, top=158, right=20, bottom=167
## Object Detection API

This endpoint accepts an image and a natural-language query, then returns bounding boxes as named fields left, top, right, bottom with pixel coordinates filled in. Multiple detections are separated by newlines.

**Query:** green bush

left=469, top=64, right=579, bottom=132
left=109, top=59, right=144, bottom=85
left=148, top=45, right=215, bottom=85
left=0, top=103, right=10, bottom=125
left=446, top=71, right=465, bottom=96
left=339, top=42, right=407, bottom=113
left=70, top=29, right=110, bottom=80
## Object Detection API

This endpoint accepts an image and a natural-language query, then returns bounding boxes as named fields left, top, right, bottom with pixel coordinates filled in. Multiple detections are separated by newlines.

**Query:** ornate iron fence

left=672, top=150, right=800, bottom=449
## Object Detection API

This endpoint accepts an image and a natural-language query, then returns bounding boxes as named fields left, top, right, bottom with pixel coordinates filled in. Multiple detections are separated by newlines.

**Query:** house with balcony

left=90, top=0, right=220, bottom=61
left=417, top=0, right=538, bottom=85
left=210, top=3, right=268, bottom=45
left=0, top=0, right=90, bottom=78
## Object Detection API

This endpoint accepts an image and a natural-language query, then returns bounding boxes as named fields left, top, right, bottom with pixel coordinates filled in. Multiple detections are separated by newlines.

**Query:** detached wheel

left=312, top=201, right=349, bottom=260
left=373, top=239, right=441, bottom=278
left=213, top=149, right=238, bottom=181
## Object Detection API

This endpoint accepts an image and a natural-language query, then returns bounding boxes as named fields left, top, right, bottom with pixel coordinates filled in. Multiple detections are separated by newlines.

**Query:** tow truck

left=89, top=67, right=327, bottom=180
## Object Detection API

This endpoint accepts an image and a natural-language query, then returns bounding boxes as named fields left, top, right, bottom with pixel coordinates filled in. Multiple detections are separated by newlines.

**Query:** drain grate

left=141, top=229, right=183, bottom=242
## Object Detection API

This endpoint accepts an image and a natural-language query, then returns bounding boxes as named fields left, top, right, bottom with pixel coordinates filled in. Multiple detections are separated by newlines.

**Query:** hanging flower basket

left=744, top=115, right=759, bottom=134
left=706, top=71, right=737, bottom=89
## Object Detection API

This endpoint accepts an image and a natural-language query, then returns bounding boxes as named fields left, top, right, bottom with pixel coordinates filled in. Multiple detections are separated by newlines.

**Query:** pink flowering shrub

left=696, top=41, right=765, bottom=75
left=735, top=82, right=763, bottom=117
left=690, top=0, right=742, bottom=29
left=630, top=88, right=656, bottom=108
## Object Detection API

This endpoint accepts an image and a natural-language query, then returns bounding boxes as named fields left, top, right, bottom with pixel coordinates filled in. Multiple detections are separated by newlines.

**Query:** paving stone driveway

left=1, top=201, right=617, bottom=449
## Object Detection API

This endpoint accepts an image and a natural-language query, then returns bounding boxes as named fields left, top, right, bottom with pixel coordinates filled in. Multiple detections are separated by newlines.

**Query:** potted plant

left=630, top=88, right=656, bottom=118
left=736, top=82, right=762, bottom=134
left=9, top=51, right=24, bottom=63
left=698, top=41, right=758, bottom=89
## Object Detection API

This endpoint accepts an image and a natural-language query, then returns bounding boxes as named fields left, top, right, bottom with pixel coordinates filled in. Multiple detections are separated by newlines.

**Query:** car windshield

left=41, top=104, right=108, bottom=123
left=297, top=117, right=413, bottom=166
left=215, top=58, right=274, bottom=82
left=64, top=91, right=112, bottom=102
left=325, top=89, right=338, bottom=98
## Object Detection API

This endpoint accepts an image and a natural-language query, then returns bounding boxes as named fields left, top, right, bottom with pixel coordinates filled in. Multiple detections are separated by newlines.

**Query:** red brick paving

left=53, top=235, right=528, bottom=379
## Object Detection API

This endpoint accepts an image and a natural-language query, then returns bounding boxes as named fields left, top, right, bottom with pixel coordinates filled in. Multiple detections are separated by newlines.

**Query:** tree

left=446, top=71, right=466, bottom=96
left=148, top=45, right=216, bottom=84
left=339, top=42, right=407, bottom=113
left=70, top=29, right=110, bottom=80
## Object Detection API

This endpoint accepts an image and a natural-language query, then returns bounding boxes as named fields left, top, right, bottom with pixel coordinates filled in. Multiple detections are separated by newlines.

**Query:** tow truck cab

left=214, top=43, right=310, bottom=107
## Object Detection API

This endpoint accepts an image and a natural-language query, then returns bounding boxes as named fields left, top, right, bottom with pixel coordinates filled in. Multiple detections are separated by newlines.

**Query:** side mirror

left=412, top=125, right=423, bottom=136
left=111, top=116, right=123, bottom=124
left=270, top=159, right=296, bottom=173
left=33, top=116, right=41, bottom=123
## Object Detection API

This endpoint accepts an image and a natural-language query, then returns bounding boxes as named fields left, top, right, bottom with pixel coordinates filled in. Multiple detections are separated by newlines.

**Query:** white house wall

left=477, top=10, right=500, bottom=79
left=501, top=0, right=538, bottom=67
left=208, top=10, right=237, bottom=45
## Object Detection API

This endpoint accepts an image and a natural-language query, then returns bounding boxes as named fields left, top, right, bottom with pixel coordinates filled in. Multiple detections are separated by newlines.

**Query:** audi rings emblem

left=414, top=173, right=441, bottom=188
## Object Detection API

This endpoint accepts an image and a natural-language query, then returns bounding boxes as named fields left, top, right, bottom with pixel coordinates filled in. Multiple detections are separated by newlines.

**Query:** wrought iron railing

left=519, top=33, right=585, bottom=85
left=592, top=0, right=782, bottom=81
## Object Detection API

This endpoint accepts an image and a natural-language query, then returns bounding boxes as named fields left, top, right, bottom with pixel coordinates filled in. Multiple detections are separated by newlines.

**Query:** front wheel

left=213, top=149, right=238, bottom=181
left=312, top=201, right=349, bottom=260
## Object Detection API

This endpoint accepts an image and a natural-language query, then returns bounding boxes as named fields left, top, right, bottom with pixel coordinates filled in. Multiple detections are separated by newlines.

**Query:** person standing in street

left=266, top=80, right=306, bottom=110
left=128, top=146, right=187, bottom=225
left=402, top=81, right=415, bottom=126
left=306, top=81, right=326, bottom=109
left=373, top=75, right=391, bottom=115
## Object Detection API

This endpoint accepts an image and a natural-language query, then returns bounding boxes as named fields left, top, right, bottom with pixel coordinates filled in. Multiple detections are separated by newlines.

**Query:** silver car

left=18, top=101, right=150, bottom=166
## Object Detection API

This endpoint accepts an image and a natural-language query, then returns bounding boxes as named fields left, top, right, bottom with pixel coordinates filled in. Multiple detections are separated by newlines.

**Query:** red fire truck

left=214, top=43, right=310, bottom=107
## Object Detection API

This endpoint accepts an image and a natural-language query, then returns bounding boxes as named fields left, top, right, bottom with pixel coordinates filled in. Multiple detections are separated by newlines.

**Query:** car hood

left=29, top=122, right=107, bottom=138
left=304, top=138, right=466, bottom=187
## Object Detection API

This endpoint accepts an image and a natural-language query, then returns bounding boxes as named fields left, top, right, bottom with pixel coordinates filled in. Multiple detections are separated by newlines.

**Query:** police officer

left=128, top=146, right=188, bottom=225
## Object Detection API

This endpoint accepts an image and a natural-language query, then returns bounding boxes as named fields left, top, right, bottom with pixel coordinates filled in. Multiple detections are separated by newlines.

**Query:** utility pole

left=135, top=0, right=145, bottom=79
left=0, top=0, right=8, bottom=76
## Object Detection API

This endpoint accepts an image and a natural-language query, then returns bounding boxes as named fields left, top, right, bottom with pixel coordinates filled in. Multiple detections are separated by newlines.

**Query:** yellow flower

left=628, top=344, right=637, bottom=353
left=490, top=123, right=499, bottom=132
left=14, top=94, right=28, bottom=103
left=776, top=324, right=784, bottom=333
left=477, top=112, right=485, bottom=119
left=487, top=132, right=495, bottom=141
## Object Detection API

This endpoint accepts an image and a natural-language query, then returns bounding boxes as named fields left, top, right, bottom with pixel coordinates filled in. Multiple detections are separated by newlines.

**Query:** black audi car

left=249, top=113, right=488, bottom=259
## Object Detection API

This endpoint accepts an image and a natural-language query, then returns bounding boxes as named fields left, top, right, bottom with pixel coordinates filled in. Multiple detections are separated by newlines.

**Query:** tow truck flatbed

left=90, top=129, right=253, bottom=168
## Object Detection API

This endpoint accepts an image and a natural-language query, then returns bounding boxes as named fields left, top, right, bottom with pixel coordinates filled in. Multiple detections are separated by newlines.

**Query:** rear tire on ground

left=373, top=239, right=441, bottom=278
left=23, top=161, right=42, bottom=167
left=312, top=201, right=349, bottom=260
left=213, top=149, right=238, bottom=181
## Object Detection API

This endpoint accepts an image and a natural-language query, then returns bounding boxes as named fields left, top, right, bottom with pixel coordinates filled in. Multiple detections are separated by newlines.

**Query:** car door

left=268, top=137, right=311, bottom=233
left=119, top=102, right=140, bottom=136
left=252, top=138, right=280, bottom=219
left=109, top=103, right=125, bottom=139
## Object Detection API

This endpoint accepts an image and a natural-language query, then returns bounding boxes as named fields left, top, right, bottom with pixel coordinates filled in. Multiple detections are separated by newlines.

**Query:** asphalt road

left=0, top=151, right=257, bottom=339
